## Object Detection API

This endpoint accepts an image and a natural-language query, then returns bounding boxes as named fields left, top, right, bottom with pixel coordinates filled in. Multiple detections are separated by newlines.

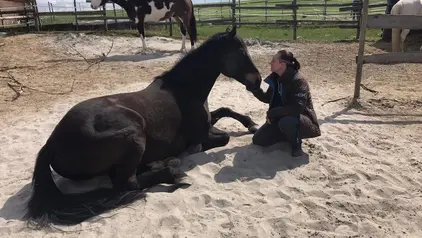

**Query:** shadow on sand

left=104, top=50, right=182, bottom=62
left=177, top=142, right=309, bottom=184
left=318, top=103, right=422, bottom=126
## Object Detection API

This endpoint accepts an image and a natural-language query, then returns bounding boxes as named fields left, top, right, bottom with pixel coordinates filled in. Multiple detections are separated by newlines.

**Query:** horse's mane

left=156, top=31, right=231, bottom=83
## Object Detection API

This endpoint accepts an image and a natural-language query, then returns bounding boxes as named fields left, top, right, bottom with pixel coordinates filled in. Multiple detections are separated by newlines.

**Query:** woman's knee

left=252, top=133, right=266, bottom=146
left=277, top=116, right=299, bottom=129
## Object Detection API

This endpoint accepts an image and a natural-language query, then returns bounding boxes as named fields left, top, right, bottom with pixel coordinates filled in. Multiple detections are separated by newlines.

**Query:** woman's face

left=269, top=53, right=285, bottom=73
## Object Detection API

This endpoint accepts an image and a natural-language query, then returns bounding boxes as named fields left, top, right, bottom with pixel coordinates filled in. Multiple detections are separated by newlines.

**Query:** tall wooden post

left=73, top=0, right=78, bottom=31
left=353, top=0, right=370, bottom=102
left=292, top=0, right=297, bottom=40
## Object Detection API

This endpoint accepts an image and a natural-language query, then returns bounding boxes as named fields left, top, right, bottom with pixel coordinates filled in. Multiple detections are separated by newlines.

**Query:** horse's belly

left=144, top=3, right=173, bottom=22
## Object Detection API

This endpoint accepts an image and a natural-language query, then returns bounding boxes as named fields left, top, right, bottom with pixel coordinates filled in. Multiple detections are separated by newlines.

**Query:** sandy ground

left=0, top=32, right=422, bottom=237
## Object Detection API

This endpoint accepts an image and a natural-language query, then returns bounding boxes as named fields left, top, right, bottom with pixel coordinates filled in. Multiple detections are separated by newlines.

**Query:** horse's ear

left=228, top=25, right=237, bottom=38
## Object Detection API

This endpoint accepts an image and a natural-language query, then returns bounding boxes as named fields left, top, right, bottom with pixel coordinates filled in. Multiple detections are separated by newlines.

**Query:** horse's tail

left=189, top=3, right=198, bottom=43
left=24, top=141, right=146, bottom=228
left=390, top=1, right=402, bottom=51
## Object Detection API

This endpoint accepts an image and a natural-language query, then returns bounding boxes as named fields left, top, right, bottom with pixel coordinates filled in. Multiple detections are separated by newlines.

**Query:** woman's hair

left=277, top=50, right=301, bottom=70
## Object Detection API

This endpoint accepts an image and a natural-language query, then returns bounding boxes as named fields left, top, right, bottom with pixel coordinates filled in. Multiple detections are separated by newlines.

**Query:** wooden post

left=292, top=0, right=297, bottom=40
left=103, top=5, right=108, bottom=31
left=24, top=4, right=30, bottom=32
left=48, top=2, right=52, bottom=23
left=0, top=8, right=3, bottom=26
left=323, top=0, right=327, bottom=19
left=169, top=18, right=173, bottom=36
left=231, top=0, right=236, bottom=28
left=353, top=0, right=370, bottom=102
left=238, top=0, right=241, bottom=23
left=32, top=1, right=40, bottom=31
left=355, top=3, right=362, bottom=40
left=51, top=3, right=55, bottom=21
left=265, top=0, right=268, bottom=22
left=73, top=0, right=78, bottom=31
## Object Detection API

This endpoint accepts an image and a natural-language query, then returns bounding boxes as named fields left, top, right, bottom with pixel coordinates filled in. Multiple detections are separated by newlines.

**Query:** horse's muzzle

left=245, top=72, right=262, bottom=91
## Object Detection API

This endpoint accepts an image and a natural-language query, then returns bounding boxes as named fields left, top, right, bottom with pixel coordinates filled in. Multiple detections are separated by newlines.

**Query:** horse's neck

left=167, top=69, right=220, bottom=104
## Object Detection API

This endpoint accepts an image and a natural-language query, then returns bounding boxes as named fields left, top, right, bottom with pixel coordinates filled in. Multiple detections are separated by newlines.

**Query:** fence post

left=353, top=0, right=370, bottom=101
left=231, top=0, right=236, bottom=28
left=238, top=0, right=241, bottom=23
left=292, top=0, right=297, bottom=40
left=33, top=2, right=40, bottom=31
left=169, top=18, right=173, bottom=36
left=0, top=8, right=3, bottom=26
left=355, top=3, right=362, bottom=40
left=265, top=0, right=268, bottom=22
left=73, top=0, right=78, bottom=31
left=103, top=5, right=108, bottom=31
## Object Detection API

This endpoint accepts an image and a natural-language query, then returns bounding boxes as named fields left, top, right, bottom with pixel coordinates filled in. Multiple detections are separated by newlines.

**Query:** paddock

left=0, top=32, right=421, bottom=237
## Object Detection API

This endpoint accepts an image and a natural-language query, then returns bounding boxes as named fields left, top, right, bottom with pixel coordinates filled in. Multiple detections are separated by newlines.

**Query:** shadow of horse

left=0, top=184, right=31, bottom=222
left=318, top=103, right=422, bottom=126
left=177, top=142, right=309, bottom=184
left=0, top=172, right=189, bottom=224
left=213, top=144, right=309, bottom=183
left=104, top=50, right=182, bottom=62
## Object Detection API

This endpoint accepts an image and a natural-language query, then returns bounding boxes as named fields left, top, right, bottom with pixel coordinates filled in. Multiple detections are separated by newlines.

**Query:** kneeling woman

left=250, top=50, right=321, bottom=157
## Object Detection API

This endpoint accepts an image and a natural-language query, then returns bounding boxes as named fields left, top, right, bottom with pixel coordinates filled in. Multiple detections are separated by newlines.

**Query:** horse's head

left=218, top=26, right=262, bottom=92
left=90, top=0, right=108, bottom=9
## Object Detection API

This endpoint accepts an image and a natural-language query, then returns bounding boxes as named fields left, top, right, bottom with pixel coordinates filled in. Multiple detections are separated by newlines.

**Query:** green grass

left=35, top=0, right=387, bottom=42
left=86, top=24, right=382, bottom=43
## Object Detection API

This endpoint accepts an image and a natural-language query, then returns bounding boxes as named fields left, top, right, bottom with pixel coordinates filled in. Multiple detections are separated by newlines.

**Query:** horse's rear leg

left=137, top=167, right=189, bottom=190
left=400, top=29, right=410, bottom=52
left=210, top=107, right=259, bottom=133
left=136, top=20, right=148, bottom=54
left=178, top=22, right=187, bottom=52
left=111, top=137, right=146, bottom=191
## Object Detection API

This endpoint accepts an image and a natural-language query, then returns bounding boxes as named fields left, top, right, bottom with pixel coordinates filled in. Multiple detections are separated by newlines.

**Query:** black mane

left=157, top=31, right=233, bottom=92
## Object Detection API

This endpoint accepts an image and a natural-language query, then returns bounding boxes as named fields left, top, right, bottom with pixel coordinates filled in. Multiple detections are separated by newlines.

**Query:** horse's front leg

left=201, top=126, right=230, bottom=152
left=210, top=107, right=259, bottom=133
left=135, top=18, right=150, bottom=54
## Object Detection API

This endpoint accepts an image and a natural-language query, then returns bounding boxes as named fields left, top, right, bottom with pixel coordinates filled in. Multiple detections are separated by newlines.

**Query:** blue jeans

left=252, top=116, right=301, bottom=148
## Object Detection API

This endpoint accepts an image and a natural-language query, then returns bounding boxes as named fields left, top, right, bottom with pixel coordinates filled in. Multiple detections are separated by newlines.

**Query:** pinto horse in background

left=390, top=0, right=422, bottom=52
left=91, top=0, right=197, bottom=52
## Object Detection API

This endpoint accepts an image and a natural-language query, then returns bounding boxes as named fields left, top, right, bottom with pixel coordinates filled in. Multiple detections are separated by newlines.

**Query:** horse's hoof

left=148, top=161, right=165, bottom=171
left=248, top=124, right=260, bottom=134
left=187, top=144, right=202, bottom=155
left=166, top=157, right=182, bottom=168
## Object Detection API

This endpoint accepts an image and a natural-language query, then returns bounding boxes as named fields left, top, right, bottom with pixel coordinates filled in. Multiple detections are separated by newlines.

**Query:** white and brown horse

left=91, top=0, right=197, bottom=52
left=390, top=0, right=422, bottom=52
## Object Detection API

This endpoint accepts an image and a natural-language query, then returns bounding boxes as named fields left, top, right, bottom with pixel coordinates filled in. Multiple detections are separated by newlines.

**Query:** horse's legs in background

left=400, top=29, right=410, bottom=52
left=174, top=17, right=187, bottom=52
left=210, top=107, right=259, bottom=133
left=136, top=19, right=148, bottom=53
left=180, top=15, right=196, bottom=50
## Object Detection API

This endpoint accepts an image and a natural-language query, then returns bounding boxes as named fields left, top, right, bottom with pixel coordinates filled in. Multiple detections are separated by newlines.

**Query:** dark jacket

left=252, top=67, right=321, bottom=139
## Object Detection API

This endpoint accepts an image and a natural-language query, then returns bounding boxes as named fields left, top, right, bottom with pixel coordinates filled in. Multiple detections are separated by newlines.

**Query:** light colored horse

left=391, top=0, right=422, bottom=52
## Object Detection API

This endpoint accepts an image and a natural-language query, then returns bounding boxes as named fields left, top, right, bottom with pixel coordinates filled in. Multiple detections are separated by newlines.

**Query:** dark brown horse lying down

left=24, top=26, right=262, bottom=228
